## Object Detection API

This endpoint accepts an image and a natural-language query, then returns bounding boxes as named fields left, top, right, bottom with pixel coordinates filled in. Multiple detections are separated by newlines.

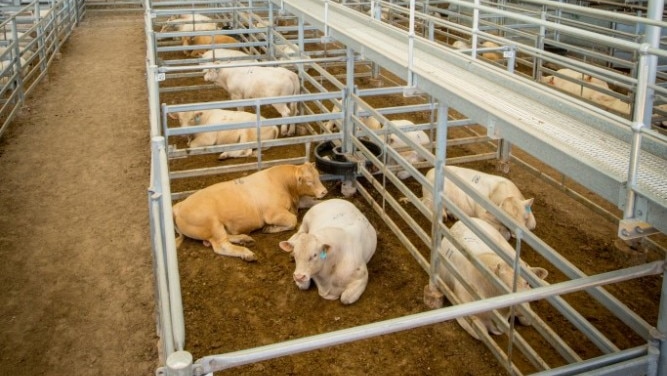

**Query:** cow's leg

left=262, top=210, right=298, bottom=233
left=210, top=239, right=257, bottom=262
left=209, top=226, right=256, bottom=261
left=275, top=103, right=295, bottom=137
left=340, top=272, right=369, bottom=305
left=218, top=149, right=253, bottom=160
left=227, top=234, right=255, bottom=246
left=455, top=316, right=483, bottom=341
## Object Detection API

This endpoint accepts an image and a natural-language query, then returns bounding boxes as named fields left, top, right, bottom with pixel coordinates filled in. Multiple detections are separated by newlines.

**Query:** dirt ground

left=0, top=10, right=663, bottom=376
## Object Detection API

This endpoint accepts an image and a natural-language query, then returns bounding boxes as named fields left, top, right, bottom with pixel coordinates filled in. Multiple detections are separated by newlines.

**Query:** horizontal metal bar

left=195, top=261, right=664, bottom=374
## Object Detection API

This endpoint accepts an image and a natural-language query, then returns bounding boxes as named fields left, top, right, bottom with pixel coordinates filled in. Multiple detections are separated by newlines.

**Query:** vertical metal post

left=149, top=137, right=176, bottom=360
left=153, top=137, right=186, bottom=352
left=534, top=10, right=547, bottom=81
left=343, top=46, right=354, bottom=155
left=656, top=257, right=667, bottom=376
left=428, top=102, right=448, bottom=288
left=622, top=46, right=650, bottom=223
left=166, top=350, right=193, bottom=376
left=406, top=0, right=416, bottom=88
left=471, top=0, right=480, bottom=60
left=640, top=0, right=663, bottom=127
left=10, top=20, right=24, bottom=103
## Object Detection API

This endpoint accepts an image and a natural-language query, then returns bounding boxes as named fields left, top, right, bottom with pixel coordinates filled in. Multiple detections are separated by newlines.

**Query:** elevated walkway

left=275, top=0, right=667, bottom=235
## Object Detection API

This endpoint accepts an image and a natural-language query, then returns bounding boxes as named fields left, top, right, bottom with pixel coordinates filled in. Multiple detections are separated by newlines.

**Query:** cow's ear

left=278, top=241, right=294, bottom=253
left=168, top=112, right=178, bottom=120
left=494, top=263, right=503, bottom=277
left=531, top=267, right=548, bottom=280
left=523, top=198, right=534, bottom=211
left=319, top=244, right=331, bottom=260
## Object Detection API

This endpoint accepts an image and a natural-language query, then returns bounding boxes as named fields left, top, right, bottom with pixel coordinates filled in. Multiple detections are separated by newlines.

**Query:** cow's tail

left=172, top=206, right=184, bottom=249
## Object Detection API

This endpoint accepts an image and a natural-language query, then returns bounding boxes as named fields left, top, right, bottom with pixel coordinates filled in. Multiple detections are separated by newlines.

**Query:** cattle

left=204, top=64, right=300, bottom=137
left=183, top=35, right=239, bottom=57
left=200, top=48, right=257, bottom=64
left=323, top=102, right=382, bottom=133
left=541, top=68, right=631, bottom=115
left=480, top=41, right=502, bottom=61
left=168, top=109, right=280, bottom=160
left=438, top=218, right=548, bottom=340
left=172, top=163, right=328, bottom=261
left=160, top=13, right=217, bottom=34
left=386, top=120, right=430, bottom=180
left=452, top=40, right=470, bottom=50
left=279, top=199, right=377, bottom=304
left=421, top=165, right=536, bottom=240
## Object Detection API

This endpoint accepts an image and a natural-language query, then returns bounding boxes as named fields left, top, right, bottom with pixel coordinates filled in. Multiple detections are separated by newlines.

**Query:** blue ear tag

left=194, top=114, right=201, bottom=125
left=319, top=250, right=327, bottom=260
left=525, top=206, right=532, bottom=213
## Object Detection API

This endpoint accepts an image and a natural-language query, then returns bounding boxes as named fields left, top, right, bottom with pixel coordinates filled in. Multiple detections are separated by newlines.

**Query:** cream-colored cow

left=173, top=163, right=328, bottom=261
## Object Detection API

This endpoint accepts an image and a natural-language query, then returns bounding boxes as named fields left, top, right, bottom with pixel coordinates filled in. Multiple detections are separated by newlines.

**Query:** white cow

left=168, top=109, right=280, bottom=160
left=160, top=13, right=217, bottom=34
left=204, top=64, right=300, bottom=137
left=386, top=120, right=430, bottom=180
left=541, top=68, right=631, bottom=115
left=438, top=218, right=548, bottom=340
left=200, top=48, right=256, bottom=64
left=279, top=199, right=377, bottom=304
left=421, top=166, right=536, bottom=240
left=323, top=102, right=382, bottom=133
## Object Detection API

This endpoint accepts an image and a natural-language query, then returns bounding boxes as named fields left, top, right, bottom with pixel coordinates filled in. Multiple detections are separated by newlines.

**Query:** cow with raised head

left=173, top=163, right=327, bottom=261
left=421, top=165, right=536, bottom=239
left=438, top=218, right=548, bottom=340
left=279, top=199, right=377, bottom=304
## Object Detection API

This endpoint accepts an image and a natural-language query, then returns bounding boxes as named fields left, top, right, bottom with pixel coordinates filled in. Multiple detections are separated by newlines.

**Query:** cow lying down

left=169, top=109, right=280, bottom=160
left=279, top=199, right=377, bottom=304
left=438, top=218, right=548, bottom=340
left=421, top=166, right=536, bottom=240
left=173, top=163, right=327, bottom=261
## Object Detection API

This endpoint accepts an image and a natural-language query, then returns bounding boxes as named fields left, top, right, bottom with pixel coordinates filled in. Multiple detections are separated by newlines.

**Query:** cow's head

left=540, top=75, right=556, bottom=85
left=279, top=233, right=329, bottom=290
left=168, top=111, right=203, bottom=127
left=295, top=163, right=327, bottom=199
left=489, top=256, right=548, bottom=326
left=203, top=68, right=219, bottom=82
left=499, top=196, right=536, bottom=231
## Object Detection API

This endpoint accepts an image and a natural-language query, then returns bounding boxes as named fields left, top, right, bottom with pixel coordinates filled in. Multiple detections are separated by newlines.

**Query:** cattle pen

left=144, top=1, right=667, bottom=375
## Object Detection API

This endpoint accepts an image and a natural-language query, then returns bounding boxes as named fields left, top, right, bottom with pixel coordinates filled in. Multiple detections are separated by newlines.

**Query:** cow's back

left=175, top=166, right=298, bottom=235
left=304, top=199, right=376, bottom=261
left=439, top=218, right=513, bottom=286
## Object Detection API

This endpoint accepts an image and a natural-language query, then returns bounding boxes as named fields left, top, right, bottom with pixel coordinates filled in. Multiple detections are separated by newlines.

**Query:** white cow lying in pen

left=173, top=163, right=328, bottom=261
left=200, top=48, right=257, bottom=64
left=541, top=68, right=631, bottom=115
left=421, top=166, right=536, bottom=240
left=279, top=199, right=377, bottom=304
left=438, top=218, right=548, bottom=340
left=160, top=13, right=218, bottom=34
left=203, top=63, right=300, bottom=137
left=385, top=120, right=430, bottom=180
left=168, top=109, right=279, bottom=160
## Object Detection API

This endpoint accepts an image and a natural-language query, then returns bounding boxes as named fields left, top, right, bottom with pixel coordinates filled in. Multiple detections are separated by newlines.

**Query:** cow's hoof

left=243, top=253, right=257, bottom=262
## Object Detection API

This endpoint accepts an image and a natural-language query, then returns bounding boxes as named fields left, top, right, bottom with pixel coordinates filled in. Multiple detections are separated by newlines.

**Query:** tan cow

left=173, top=163, right=328, bottom=261
left=183, top=35, right=239, bottom=57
